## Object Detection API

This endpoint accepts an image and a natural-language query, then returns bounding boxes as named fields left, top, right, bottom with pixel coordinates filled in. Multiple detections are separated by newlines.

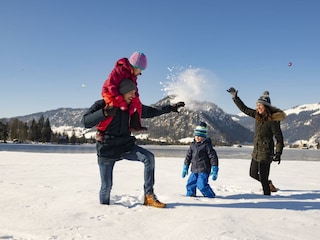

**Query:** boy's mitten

left=210, top=166, right=219, bottom=181
left=182, top=164, right=189, bottom=178
left=170, top=102, right=185, bottom=113
left=226, top=87, right=238, bottom=98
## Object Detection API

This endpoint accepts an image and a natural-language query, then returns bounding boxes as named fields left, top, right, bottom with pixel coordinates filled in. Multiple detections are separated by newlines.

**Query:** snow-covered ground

left=1, top=151, right=319, bottom=240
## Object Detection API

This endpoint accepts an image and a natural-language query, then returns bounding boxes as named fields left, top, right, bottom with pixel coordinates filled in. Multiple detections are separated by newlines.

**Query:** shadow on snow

left=167, top=190, right=320, bottom=211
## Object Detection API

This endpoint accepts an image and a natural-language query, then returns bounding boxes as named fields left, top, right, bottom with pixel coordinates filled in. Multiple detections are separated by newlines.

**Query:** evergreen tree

left=29, top=119, right=38, bottom=141
left=38, top=115, right=45, bottom=142
left=0, top=122, right=8, bottom=142
left=70, top=129, right=77, bottom=144
left=50, top=132, right=58, bottom=143
left=21, top=123, right=29, bottom=141
left=43, top=118, right=52, bottom=142
left=9, top=118, right=20, bottom=140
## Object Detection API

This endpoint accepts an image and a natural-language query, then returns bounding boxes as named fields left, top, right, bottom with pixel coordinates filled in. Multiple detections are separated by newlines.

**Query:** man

left=83, top=79, right=185, bottom=207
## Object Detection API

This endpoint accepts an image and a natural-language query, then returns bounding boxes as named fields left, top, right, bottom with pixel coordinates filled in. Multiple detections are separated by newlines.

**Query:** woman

left=227, top=88, right=286, bottom=195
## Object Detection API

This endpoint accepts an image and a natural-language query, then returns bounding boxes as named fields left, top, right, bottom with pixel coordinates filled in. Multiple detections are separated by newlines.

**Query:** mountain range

left=231, top=103, right=320, bottom=146
left=1, top=96, right=320, bottom=146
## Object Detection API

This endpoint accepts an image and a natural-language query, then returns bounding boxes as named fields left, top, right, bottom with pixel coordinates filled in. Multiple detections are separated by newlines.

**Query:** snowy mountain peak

left=1, top=98, right=319, bottom=145
left=285, top=103, right=320, bottom=116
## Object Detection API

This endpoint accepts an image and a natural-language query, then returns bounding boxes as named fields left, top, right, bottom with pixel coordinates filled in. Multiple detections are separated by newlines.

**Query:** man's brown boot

left=269, top=180, right=278, bottom=192
left=144, top=194, right=166, bottom=208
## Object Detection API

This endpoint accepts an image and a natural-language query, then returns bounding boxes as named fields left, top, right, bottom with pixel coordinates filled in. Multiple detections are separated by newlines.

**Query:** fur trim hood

left=270, top=107, right=286, bottom=121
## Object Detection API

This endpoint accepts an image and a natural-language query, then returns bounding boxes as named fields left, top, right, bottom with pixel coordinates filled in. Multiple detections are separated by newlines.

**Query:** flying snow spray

left=160, top=66, right=220, bottom=111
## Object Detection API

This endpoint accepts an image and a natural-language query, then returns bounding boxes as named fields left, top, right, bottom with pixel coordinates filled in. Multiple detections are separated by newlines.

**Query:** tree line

left=0, top=115, right=88, bottom=144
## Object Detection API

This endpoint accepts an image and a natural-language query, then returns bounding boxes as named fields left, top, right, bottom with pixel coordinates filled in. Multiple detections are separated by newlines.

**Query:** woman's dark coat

left=233, top=96, right=286, bottom=162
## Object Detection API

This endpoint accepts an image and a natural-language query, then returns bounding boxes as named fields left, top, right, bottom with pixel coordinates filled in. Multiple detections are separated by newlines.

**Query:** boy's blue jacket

left=184, top=138, right=219, bottom=174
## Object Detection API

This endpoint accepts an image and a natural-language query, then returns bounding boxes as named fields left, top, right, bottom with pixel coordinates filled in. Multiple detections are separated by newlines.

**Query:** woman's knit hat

left=119, top=79, right=137, bottom=95
left=194, top=122, right=208, bottom=138
left=129, top=51, right=147, bottom=70
left=257, top=91, right=271, bottom=107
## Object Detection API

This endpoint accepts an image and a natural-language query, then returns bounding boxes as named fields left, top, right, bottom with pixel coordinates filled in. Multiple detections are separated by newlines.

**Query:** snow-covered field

left=1, top=151, right=319, bottom=240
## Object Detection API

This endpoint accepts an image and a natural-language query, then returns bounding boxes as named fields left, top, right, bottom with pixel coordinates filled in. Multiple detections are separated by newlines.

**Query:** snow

left=232, top=103, right=320, bottom=119
left=284, top=103, right=320, bottom=116
left=179, top=137, right=194, bottom=143
left=1, top=151, right=320, bottom=240
left=52, top=125, right=89, bottom=138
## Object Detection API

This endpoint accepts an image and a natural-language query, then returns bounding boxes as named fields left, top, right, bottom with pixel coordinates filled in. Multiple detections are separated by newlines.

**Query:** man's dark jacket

left=82, top=99, right=172, bottom=159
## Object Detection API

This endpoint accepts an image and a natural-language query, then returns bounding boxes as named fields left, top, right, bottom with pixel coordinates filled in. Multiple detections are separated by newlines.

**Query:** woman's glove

left=227, top=87, right=238, bottom=98
left=182, top=164, right=189, bottom=178
left=210, top=166, right=219, bottom=181
left=273, top=152, right=281, bottom=164
left=170, top=102, right=185, bottom=112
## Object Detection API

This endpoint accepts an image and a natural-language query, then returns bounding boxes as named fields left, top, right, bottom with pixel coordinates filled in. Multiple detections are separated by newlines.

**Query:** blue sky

left=1, top=0, right=319, bottom=118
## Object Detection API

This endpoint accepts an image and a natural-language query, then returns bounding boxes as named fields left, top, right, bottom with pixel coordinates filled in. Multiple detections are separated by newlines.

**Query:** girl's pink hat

left=129, top=51, right=147, bottom=70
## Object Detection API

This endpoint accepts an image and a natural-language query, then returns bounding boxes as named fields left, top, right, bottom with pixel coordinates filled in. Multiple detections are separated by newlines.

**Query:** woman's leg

left=259, top=161, right=271, bottom=195
left=249, top=159, right=260, bottom=181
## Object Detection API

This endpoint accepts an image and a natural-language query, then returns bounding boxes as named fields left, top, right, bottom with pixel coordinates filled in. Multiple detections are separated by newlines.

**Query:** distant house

left=13, top=139, right=21, bottom=144
left=58, top=135, right=69, bottom=144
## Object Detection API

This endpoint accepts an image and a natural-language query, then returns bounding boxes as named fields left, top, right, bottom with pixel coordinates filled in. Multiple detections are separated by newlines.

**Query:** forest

left=0, top=115, right=87, bottom=144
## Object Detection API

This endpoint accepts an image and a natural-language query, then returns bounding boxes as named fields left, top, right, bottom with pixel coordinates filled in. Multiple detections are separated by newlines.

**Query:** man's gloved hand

left=273, top=152, right=281, bottom=164
left=182, top=164, right=189, bottom=178
left=103, top=106, right=117, bottom=117
left=226, top=87, right=238, bottom=98
left=210, top=166, right=219, bottom=181
left=170, top=102, right=185, bottom=112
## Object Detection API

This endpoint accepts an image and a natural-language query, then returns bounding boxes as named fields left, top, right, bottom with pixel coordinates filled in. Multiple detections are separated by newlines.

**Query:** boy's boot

left=129, top=111, right=147, bottom=131
left=144, top=194, right=166, bottom=208
left=268, top=180, right=278, bottom=192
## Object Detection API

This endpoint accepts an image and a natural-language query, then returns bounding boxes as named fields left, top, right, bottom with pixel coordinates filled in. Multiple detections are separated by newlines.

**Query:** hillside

left=2, top=97, right=320, bottom=146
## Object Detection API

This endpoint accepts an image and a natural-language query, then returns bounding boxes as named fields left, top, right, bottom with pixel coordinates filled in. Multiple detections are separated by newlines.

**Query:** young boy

left=182, top=122, right=219, bottom=198
left=97, top=51, right=147, bottom=133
